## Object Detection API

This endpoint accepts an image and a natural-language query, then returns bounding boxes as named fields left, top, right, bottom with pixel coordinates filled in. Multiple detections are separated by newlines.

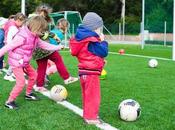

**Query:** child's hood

left=75, top=25, right=99, bottom=41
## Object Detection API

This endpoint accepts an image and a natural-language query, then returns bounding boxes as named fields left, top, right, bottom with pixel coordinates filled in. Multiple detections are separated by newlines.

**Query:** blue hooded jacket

left=75, top=25, right=108, bottom=58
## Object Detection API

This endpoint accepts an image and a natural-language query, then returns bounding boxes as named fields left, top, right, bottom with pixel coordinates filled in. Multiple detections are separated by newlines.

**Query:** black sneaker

left=25, top=93, right=39, bottom=101
left=5, top=101, right=18, bottom=109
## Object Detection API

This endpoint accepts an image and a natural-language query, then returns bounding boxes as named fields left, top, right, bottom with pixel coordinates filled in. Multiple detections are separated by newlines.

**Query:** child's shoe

left=2, top=68, right=8, bottom=73
left=4, top=74, right=16, bottom=82
left=84, top=119, right=104, bottom=125
left=34, top=85, right=48, bottom=92
left=64, top=76, right=78, bottom=85
left=5, top=101, right=18, bottom=109
left=25, top=93, right=39, bottom=100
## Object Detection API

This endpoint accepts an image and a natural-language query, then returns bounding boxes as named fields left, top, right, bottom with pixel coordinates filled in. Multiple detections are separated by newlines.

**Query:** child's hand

left=99, top=33, right=105, bottom=41
left=54, top=36, right=61, bottom=43
left=58, top=45, right=64, bottom=50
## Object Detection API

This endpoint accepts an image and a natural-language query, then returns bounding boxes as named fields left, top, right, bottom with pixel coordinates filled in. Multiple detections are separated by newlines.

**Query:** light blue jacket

left=49, top=28, right=64, bottom=45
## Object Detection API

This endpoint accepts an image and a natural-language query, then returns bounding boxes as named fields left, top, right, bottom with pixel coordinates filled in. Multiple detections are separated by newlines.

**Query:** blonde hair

left=27, top=16, right=48, bottom=35
left=14, top=13, right=26, bottom=21
left=57, top=18, right=69, bottom=34
left=8, top=13, right=26, bottom=21
left=35, top=4, right=52, bottom=22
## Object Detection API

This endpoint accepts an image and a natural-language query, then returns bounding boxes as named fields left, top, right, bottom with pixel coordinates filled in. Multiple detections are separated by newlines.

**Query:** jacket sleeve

left=88, top=41, right=108, bottom=58
left=69, top=37, right=81, bottom=56
left=37, top=38, right=63, bottom=51
left=0, top=36, right=24, bottom=58
left=6, top=26, right=19, bottom=44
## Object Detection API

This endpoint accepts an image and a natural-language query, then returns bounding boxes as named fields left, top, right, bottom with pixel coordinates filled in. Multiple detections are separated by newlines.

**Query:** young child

left=0, top=28, right=4, bottom=74
left=0, top=16, right=64, bottom=109
left=32, top=8, right=78, bottom=92
left=3, top=13, right=26, bottom=82
left=46, top=18, right=69, bottom=76
left=0, top=17, right=8, bottom=73
left=69, top=12, right=108, bottom=124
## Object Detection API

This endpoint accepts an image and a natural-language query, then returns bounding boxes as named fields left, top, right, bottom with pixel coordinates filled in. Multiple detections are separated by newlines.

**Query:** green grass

left=1, top=44, right=175, bottom=130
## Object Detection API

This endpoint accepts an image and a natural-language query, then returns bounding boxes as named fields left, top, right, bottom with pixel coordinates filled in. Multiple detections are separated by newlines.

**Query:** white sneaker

left=2, top=68, right=8, bottom=73
left=33, top=85, right=48, bottom=92
left=4, top=75, right=16, bottom=82
left=64, top=76, right=78, bottom=85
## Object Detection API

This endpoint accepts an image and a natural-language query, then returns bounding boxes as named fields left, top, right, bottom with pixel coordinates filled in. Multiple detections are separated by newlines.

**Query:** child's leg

left=48, top=51, right=69, bottom=80
left=0, top=56, right=3, bottom=74
left=6, top=66, right=13, bottom=76
left=23, top=64, right=37, bottom=95
left=36, top=58, right=48, bottom=87
left=46, top=65, right=57, bottom=75
left=7, top=67, right=25, bottom=102
left=46, top=60, right=57, bottom=75
left=0, top=56, right=3, bottom=69
left=80, top=75, right=101, bottom=120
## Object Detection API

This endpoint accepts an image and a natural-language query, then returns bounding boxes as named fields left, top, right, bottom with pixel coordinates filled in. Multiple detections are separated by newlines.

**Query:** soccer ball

left=50, top=85, right=68, bottom=101
left=148, top=59, right=158, bottom=68
left=118, top=99, right=141, bottom=121
left=100, top=69, right=107, bottom=80
left=118, top=49, right=125, bottom=55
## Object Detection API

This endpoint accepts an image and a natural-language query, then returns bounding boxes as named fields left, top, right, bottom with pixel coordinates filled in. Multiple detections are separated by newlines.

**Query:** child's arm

left=0, top=36, right=24, bottom=58
left=37, top=38, right=64, bottom=51
left=88, top=40, right=108, bottom=58
left=6, top=26, right=19, bottom=44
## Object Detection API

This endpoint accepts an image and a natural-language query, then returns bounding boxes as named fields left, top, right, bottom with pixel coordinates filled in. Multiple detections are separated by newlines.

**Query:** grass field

left=0, top=44, right=175, bottom=130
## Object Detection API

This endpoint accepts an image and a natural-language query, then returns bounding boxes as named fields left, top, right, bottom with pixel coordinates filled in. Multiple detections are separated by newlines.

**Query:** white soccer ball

left=118, top=99, right=141, bottom=121
left=50, top=85, right=68, bottom=101
left=148, top=59, right=158, bottom=68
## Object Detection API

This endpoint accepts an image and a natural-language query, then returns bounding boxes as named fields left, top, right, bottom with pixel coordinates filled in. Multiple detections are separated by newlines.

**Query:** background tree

left=0, top=0, right=173, bottom=34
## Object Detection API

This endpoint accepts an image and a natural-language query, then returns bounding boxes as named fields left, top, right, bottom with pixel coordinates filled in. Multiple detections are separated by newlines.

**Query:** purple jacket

left=0, top=26, right=62, bottom=68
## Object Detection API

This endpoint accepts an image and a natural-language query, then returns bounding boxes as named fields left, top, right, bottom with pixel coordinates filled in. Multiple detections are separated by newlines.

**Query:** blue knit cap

left=82, top=12, right=103, bottom=31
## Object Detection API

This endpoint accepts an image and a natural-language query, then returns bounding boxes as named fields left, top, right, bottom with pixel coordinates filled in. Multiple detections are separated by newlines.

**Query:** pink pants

left=7, top=64, right=37, bottom=102
left=36, top=51, right=70, bottom=87
left=80, top=75, right=101, bottom=120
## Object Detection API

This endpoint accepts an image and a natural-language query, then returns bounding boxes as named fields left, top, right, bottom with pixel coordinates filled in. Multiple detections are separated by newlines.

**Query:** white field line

left=61, top=50, right=172, bottom=61
left=40, top=90, right=119, bottom=130
left=109, top=52, right=172, bottom=61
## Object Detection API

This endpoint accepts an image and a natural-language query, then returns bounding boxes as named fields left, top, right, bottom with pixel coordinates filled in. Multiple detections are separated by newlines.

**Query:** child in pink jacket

left=3, top=13, right=26, bottom=82
left=0, top=16, right=63, bottom=109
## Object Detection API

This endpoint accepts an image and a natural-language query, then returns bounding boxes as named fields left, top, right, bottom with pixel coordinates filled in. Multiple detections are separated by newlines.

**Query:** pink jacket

left=0, top=26, right=62, bottom=68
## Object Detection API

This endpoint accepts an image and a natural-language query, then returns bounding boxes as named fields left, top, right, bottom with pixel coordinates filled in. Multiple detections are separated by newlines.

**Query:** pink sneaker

left=34, top=85, right=48, bottom=92
left=64, top=76, right=78, bottom=85
left=84, top=119, right=103, bottom=125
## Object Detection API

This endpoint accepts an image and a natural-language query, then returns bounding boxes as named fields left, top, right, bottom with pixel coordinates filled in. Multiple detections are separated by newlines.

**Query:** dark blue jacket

left=0, top=29, right=4, bottom=49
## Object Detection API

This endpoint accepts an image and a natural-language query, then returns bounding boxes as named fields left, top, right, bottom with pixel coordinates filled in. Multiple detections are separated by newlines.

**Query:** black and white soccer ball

left=118, top=99, right=141, bottom=121
left=148, top=59, right=158, bottom=68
